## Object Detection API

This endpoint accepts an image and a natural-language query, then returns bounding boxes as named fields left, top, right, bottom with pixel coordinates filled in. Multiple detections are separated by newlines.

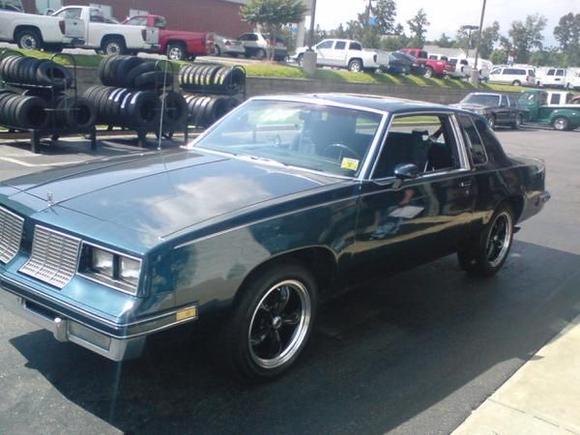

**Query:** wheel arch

left=348, top=57, right=364, bottom=68
left=13, top=25, right=43, bottom=42
left=233, top=246, right=339, bottom=306
left=100, top=34, right=126, bottom=48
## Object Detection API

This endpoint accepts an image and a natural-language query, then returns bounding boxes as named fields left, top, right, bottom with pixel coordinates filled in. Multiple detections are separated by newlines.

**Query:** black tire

left=102, top=37, right=127, bottom=56
left=512, top=80, right=521, bottom=86
left=36, top=61, right=72, bottom=88
left=458, top=204, right=515, bottom=277
left=296, top=53, right=304, bottom=67
left=423, top=66, right=434, bottom=78
left=512, top=114, right=523, bottom=130
left=348, top=58, right=363, bottom=72
left=124, top=90, right=161, bottom=130
left=14, top=96, right=48, bottom=129
left=487, top=115, right=496, bottom=130
left=54, top=96, right=95, bottom=129
left=160, top=91, right=188, bottom=130
left=167, top=43, right=186, bottom=61
left=126, top=61, right=156, bottom=88
left=219, top=261, right=318, bottom=382
left=16, top=28, right=42, bottom=50
left=134, top=70, right=170, bottom=89
left=553, top=116, right=570, bottom=131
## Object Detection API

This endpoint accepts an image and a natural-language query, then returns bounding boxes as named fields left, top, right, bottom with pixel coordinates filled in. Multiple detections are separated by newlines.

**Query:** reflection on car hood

left=2, top=149, right=340, bottom=240
left=453, top=103, right=490, bottom=111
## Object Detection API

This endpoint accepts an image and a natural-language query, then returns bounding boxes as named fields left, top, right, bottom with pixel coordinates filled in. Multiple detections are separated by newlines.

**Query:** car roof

left=254, top=93, right=453, bottom=114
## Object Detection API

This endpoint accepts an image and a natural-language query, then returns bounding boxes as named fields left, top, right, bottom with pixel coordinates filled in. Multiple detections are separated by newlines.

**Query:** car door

left=315, top=40, right=335, bottom=66
left=497, top=95, right=512, bottom=124
left=554, top=69, right=566, bottom=87
left=53, top=7, right=85, bottom=42
left=329, top=40, right=347, bottom=67
left=352, top=112, right=475, bottom=278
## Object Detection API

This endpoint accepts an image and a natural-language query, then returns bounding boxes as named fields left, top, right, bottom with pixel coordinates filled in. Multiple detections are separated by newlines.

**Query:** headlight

left=81, top=244, right=142, bottom=295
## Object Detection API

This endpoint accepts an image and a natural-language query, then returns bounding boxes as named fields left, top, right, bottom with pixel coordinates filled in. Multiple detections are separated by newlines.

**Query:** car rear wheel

left=219, top=262, right=318, bottom=382
left=348, top=59, right=363, bottom=72
left=167, top=43, right=186, bottom=61
left=16, top=29, right=42, bottom=50
left=512, top=80, right=521, bottom=86
left=553, top=116, right=569, bottom=131
left=102, top=37, right=126, bottom=56
left=458, top=204, right=515, bottom=277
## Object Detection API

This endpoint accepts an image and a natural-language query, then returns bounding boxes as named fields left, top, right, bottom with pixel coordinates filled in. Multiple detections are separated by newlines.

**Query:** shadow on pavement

left=10, top=241, right=580, bottom=434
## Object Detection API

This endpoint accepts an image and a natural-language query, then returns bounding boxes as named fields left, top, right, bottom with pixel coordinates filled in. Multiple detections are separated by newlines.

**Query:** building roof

left=423, top=45, right=468, bottom=58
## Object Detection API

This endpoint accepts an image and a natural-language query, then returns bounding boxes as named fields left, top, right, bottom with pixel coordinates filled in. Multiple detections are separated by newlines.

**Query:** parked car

left=566, top=69, right=580, bottom=90
left=51, top=6, right=159, bottom=55
left=445, top=57, right=471, bottom=79
left=213, top=34, right=245, bottom=57
left=122, top=14, right=212, bottom=61
left=399, top=48, right=448, bottom=78
left=518, top=89, right=580, bottom=130
left=238, top=32, right=287, bottom=61
left=294, top=38, right=387, bottom=72
left=489, top=66, right=536, bottom=87
left=535, top=67, right=568, bottom=88
left=0, top=94, right=549, bottom=382
left=452, top=92, right=525, bottom=129
left=388, top=51, right=425, bottom=75
left=0, top=3, right=75, bottom=51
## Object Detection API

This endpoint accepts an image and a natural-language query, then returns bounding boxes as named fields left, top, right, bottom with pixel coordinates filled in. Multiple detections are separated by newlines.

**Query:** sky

left=313, top=0, right=579, bottom=47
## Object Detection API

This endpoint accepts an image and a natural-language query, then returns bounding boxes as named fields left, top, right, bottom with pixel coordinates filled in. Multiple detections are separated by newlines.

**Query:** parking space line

left=0, top=156, right=85, bottom=168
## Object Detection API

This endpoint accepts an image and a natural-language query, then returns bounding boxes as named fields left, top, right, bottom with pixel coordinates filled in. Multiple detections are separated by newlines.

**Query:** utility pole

left=471, top=0, right=487, bottom=85
left=308, top=0, right=317, bottom=48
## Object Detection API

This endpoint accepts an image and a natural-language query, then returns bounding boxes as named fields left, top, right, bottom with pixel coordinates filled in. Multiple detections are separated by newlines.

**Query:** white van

left=536, top=67, right=568, bottom=88
left=489, top=66, right=536, bottom=86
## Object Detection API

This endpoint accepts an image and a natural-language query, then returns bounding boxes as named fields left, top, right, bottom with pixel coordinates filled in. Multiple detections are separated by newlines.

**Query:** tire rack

left=181, top=64, right=246, bottom=144
left=101, top=59, right=189, bottom=149
left=0, top=50, right=96, bottom=154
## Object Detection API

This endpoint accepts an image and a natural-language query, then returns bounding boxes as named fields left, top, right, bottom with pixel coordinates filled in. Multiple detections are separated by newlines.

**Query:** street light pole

left=471, top=0, right=487, bottom=85
left=308, top=0, right=317, bottom=49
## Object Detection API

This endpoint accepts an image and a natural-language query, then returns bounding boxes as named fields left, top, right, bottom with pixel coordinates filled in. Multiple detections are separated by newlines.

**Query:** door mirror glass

left=394, top=163, right=420, bottom=180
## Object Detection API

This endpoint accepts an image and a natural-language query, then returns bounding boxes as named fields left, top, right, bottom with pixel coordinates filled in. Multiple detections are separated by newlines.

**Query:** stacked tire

left=83, top=56, right=187, bottom=134
left=0, top=55, right=94, bottom=132
left=179, top=64, right=245, bottom=129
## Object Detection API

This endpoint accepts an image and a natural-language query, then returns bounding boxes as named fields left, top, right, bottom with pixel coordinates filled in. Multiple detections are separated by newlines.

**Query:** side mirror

left=394, top=163, right=420, bottom=180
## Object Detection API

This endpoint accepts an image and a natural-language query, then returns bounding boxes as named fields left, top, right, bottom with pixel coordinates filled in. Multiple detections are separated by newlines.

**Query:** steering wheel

left=322, top=143, right=361, bottom=161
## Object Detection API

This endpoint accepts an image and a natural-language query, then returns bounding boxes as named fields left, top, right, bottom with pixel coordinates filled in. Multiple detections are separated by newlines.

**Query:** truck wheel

left=458, top=203, right=515, bottom=277
left=167, top=43, right=186, bottom=61
left=512, top=114, right=523, bottom=130
left=218, top=261, right=318, bottom=382
left=348, top=59, right=363, bottom=72
left=16, top=29, right=42, bottom=51
left=553, top=117, right=569, bottom=131
left=102, top=37, right=126, bottom=56
left=512, top=80, right=521, bottom=86
left=256, top=48, right=267, bottom=60
left=423, top=66, right=434, bottom=78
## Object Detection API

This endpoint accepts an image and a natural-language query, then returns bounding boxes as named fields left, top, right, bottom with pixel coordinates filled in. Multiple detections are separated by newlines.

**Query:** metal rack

left=0, top=50, right=97, bottom=154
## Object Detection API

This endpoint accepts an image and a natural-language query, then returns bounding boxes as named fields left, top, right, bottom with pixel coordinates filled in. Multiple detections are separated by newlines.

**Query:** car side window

left=127, top=16, right=147, bottom=26
left=373, top=114, right=461, bottom=179
left=317, top=40, right=333, bottom=49
left=458, top=115, right=488, bottom=166
left=335, top=41, right=346, bottom=50
left=56, top=7, right=82, bottom=19
left=550, top=94, right=561, bottom=105
left=556, top=70, right=565, bottom=77
left=350, top=42, right=362, bottom=51
left=548, top=69, right=555, bottom=76
left=500, top=96, right=508, bottom=107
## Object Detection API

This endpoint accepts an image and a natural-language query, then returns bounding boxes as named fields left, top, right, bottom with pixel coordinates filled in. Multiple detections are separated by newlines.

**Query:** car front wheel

left=458, top=204, right=515, bottom=277
left=348, top=59, right=363, bottom=72
left=220, top=262, right=318, bottom=382
left=553, top=116, right=569, bottom=131
left=167, top=43, right=186, bottom=61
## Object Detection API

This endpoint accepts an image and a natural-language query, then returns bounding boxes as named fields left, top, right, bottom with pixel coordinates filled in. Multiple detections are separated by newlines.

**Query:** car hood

left=2, top=149, right=341, bottom=244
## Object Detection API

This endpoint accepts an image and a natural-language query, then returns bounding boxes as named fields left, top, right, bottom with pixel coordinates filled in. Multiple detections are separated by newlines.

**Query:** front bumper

left=0, top=274, right=198, bottom=362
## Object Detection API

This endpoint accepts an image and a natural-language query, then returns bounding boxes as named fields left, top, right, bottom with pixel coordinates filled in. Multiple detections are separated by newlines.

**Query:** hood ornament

left=47, top=192, right=55, bottom=207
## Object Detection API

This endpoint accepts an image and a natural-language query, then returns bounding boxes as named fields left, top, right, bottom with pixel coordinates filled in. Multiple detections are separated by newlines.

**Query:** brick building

left=20, top=0, right=251, bottom=37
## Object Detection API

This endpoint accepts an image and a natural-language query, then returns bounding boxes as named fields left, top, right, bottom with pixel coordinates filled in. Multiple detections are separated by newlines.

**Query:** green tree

left=407, top=8, right=430, bottom=47
left=241, top=0, right=306, bottom=59
left=554, top=13, right=580, bottom=66
left=373, top=0, right=398, bottom=35
left=478, top=21, right=501, bottom=59
left=490, top=49, right=507, bottom=65
left=507, top=14, right=547, bottom=63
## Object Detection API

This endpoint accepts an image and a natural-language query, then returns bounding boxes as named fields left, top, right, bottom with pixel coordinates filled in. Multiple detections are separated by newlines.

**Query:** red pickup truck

left=123, top=15, right=213, bottom=61
left=400, top=48, right=448, bottom=78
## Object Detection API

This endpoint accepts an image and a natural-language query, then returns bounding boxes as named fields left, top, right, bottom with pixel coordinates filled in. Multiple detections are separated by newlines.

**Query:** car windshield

left=462, top=94, right=500, bottom=106
left=194, top=100, right=383, bottom=177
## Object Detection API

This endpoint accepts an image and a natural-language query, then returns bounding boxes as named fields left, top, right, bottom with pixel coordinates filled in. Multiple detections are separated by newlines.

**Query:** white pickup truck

left=294, top=39, right=386, bottom=73
left=0, top=5, right=159, bottom=55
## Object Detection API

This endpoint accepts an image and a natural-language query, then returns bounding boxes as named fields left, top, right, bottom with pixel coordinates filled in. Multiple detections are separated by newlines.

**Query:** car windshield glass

left=462, top=94, right=500, bottom=106
left=194, top=100, right=383, bottom=177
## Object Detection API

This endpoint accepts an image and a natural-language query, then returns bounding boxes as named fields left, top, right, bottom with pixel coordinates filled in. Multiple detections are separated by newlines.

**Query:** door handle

left=459, top=180, right=472, bottom=188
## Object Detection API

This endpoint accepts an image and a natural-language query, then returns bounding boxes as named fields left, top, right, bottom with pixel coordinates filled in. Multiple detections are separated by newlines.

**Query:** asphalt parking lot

left=0, top=127, right=579, bottom=435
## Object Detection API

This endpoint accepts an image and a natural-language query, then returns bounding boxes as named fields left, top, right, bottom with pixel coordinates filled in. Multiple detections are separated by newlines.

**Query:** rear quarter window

left=458, top=115, right=488, bottom=166
left=473, top=118, right=509, bottom=166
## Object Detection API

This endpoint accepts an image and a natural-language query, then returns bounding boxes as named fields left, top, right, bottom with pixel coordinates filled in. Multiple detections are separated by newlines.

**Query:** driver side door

left=352, top=112, right=476, bottom=279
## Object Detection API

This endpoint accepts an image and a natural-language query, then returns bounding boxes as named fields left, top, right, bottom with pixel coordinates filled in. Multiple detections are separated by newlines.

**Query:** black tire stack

left=83, top=56, right=188, bottom=135
left=178, top=64, right=245, bottom=129
left=0, top=55, right=94, bottom=131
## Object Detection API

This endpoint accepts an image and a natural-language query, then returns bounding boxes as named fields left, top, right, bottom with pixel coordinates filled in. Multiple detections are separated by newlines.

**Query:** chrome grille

left=20, top=226, right=80, bottom=288
left=0, top=206, right=24, bottom=264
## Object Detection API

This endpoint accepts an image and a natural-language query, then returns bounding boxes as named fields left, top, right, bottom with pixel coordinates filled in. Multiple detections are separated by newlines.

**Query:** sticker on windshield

left=341, top=158, right=360, bottom=171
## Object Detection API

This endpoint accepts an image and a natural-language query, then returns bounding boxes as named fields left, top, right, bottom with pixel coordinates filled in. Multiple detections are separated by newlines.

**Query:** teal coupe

left=0, top=94, right=550, bottom=381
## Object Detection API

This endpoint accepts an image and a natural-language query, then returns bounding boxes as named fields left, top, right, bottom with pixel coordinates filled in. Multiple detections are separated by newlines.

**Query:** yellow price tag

left=341, top=158, right=359, bottom=171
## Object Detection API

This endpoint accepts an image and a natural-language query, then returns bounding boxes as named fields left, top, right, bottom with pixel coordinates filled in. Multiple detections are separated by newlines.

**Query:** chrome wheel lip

left=350, top=62, right=362, bottom=72
left=106, top=43, right=120, bottom=55
left=486, top=211, right=513, bottom=268
left=248, top=279, right=312, bottom=370
left=554, top=118, right=567, bottom=130
left=168, top=47, right=183, bottom=60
